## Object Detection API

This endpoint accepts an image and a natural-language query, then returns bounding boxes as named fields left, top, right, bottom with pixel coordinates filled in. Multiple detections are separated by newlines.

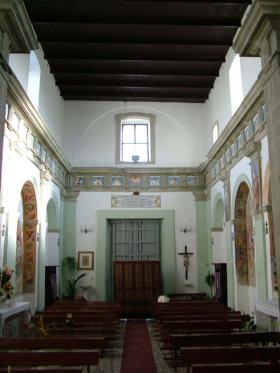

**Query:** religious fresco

left=234, top=222, right=248, bottom=285
left=250, top=158, right=261, bottom=216
left=234, top=182, right=252, bottom=286
left=15, top=200, right=24, bottom=294
left=246, top=197, right=256, bottom=286
left=22, top=181, right=37, bottom=293
left=148, top=176, right=161, bottom=187
left=92, top=176, right=104, bottom=186
left=128, top=175, right=143, bottom=188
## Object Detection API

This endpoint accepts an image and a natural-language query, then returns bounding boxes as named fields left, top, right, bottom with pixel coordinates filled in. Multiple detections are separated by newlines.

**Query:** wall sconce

left=180, top=224, right=192, bottom=233
left=265, top=222, right=269, bottom=234
left=80, top=225, right=93, bottom=234
left=1, top=224, right=5, bottom=237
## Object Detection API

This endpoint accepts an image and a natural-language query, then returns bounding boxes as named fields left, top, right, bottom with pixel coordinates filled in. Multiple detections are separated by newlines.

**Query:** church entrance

left=111, top=219, right=161, bottom=318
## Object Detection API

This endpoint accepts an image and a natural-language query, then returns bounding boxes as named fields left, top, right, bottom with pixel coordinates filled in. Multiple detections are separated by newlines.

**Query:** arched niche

left=263, top=163, right=277, bottom=296
left=20, top=181, right=37, bottom=293
left=233, top=181, right=256, bottom=313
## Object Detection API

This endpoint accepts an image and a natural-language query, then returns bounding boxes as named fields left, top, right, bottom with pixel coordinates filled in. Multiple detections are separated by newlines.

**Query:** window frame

left=115, top=112, right=155, bottom=164
left=212, top=121, right=219, bottom=144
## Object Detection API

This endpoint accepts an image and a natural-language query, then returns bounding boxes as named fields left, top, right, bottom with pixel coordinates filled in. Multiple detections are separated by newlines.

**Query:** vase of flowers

left=0, top=266, right=15, bottom=305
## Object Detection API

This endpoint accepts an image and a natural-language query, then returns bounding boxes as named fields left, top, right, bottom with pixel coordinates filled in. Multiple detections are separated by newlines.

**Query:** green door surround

left=96, top=209, right=176, bottom=300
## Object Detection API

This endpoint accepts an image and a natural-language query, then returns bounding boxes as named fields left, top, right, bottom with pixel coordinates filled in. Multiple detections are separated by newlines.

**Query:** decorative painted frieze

left=68, top=168, right=204, bottom=192
left=4, top=103, right=68, bottom=189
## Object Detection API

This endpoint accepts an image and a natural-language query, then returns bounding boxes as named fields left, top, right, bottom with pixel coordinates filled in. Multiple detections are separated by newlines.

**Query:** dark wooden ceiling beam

left=23, top=0, right=249, bottom=26
left=34, top=23, right=237, bottom=45
left=55, top=73, right=216, bottom=88
left=49, top=59, right=222, bottom=76
left=42, top=42, right=228, bottom=61
left=59, top=85, right=209, bottom=97
left=63, top=96, right=206, bottom=103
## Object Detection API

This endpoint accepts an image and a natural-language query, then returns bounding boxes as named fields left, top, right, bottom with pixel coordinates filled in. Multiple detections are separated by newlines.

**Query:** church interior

left=0, top=0, right=280, bottom=371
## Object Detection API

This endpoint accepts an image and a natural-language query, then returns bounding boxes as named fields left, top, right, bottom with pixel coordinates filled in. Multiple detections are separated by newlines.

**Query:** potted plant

left=205, top=270, right=215, bottom=299
left=62, top=256, right=86, bottom=299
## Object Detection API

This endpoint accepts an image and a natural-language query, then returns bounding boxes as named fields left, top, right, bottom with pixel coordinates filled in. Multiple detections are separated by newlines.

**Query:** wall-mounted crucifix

left=178, top=245, right=194, bottom=279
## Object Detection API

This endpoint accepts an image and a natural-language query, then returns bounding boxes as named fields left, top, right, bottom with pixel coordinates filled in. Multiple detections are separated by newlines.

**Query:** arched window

left=212, top=122, right=219, bottom=144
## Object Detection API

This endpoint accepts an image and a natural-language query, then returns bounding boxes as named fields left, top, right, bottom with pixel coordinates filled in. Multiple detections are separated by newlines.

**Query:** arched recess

left=263, top=163, right=277, bottom=297
left=20, top=181, right=38, bottom=294
left=45, top=198, right=60, bottom=306
left=212, top=193, right=226, bottom=263
left=233, top=180, right=256, bottom=313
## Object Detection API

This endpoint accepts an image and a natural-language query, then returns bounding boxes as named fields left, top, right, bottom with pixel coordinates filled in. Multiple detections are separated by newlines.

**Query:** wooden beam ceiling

left=23, top=0, right=251, bottom=102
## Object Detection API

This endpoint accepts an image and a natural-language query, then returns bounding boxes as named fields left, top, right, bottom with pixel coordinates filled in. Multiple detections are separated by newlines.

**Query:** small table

left=0, top=301, right=30, bottom=336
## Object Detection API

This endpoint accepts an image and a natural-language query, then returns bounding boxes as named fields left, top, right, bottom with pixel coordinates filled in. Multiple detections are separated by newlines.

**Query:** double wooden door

left=114, top=261, right=160, bottom=317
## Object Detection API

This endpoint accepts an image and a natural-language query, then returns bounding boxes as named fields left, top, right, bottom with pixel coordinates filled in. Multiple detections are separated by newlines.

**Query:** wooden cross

left=178, top=245, right=194, bottom=279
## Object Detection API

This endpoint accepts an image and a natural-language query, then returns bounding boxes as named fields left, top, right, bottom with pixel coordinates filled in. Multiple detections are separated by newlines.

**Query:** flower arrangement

left=0, top=266, right=15, bottom=303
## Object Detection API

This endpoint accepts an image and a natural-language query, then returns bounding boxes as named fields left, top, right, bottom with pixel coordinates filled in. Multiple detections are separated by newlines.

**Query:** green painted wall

left=195, top=200, right=212, bottom=294
left=255, top=217, right=268, bottom=299
left=225, top=221, right=235, bottom=308
left=62, top=199, right=76, bottom=258
left=96, top=209, right=176, bottom=301
left=61, top=198, right=77, bottom=296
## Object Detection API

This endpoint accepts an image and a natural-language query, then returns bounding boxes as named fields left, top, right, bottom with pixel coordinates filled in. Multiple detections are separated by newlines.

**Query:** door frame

left=96, top=209, right=176, bottom=300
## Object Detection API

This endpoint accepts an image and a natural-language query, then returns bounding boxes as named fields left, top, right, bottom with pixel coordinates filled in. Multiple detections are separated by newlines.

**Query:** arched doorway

left=263, top=163, right=277, bottom=298
left=45, top=199, right=60, bottom=306
left=234, top=181, right=256, bottom=314
left=20, top=181, right=37, bottom=294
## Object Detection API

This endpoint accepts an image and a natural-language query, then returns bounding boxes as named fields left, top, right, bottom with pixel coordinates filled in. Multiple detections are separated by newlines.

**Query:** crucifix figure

left=178, top=245, right=194, bottom=279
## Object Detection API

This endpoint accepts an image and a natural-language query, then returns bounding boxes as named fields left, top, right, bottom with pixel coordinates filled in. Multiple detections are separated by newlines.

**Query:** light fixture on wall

left=1, top=224, right=5, bottom=237
left=265, top=221, right=269, bottom=234
left=80, top=225, right=93, bottom=234
left=180, top=224, right=192, bottom=233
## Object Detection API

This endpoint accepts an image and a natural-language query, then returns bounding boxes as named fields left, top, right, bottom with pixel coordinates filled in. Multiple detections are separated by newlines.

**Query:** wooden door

left=114, top=261, right=160, bottom=317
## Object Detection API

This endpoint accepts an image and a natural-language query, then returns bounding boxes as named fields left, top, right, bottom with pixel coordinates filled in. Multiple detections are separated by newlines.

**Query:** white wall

left=9, top=47, right=65, bottom=149
left=62, top=101, right=206, bottom=167
left=204, top=48, right=262, bottom=153
left=75, top=191, right=198, bottom=299
left=9, top=54, right=30, bottom=91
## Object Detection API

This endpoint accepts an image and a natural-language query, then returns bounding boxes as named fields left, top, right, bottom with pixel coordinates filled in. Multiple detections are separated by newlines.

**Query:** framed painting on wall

left=78, top=251, right=94, bottom=270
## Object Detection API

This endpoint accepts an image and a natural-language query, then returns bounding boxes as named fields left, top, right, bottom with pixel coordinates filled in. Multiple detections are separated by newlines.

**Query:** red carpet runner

left=120, top=320, right=157, bottom=373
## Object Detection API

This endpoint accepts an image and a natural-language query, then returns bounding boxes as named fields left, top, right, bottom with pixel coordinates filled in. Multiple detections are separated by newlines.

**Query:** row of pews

left=153, top=297, right=280, bottom=372
left=0, top=300, right=121, bottom=372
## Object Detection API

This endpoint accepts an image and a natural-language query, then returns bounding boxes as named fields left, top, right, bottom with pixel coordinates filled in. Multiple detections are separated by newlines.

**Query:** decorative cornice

left=206, top=77, right=263, bottom=164
left=0, top=0, right=38, bottom=53
left=233, top=0, right=280, bottom=57
left=7, top=74, right=72, bottom=172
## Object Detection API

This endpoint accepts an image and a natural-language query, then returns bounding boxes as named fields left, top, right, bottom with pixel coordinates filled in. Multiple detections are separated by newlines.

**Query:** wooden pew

left=191, top=362, right=276, bottom=373
left=167, top=293, right=208, bottom=300
left=0, top=336, right=107, bottom=350
left=167, top=332, right=280, bottom=364
left=0, top=369, right=84, bottom=373
left=161, top=319, right=244, bottom=333
left=0, top=351, right=99, bottom=372
left=181, top=346, right=280, bottom=372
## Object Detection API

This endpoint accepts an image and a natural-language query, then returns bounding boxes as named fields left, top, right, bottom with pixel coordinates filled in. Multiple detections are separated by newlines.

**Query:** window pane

left=135, top=144, right=148, bottom=162
left=135, top=125, right=147, bottom=143
left=212, top=123, right=219, bottom=144
left=122, top=124, right=134, bottom=143
left=122, top=144, right=136, bottom=162
left=123, top=117, right=148, bottom=125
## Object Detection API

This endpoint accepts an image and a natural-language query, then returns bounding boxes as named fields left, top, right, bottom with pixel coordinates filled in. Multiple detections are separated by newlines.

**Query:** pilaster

left=233, top=0, right=280, bottom=301
left=193, top=190, right=212, bottom=295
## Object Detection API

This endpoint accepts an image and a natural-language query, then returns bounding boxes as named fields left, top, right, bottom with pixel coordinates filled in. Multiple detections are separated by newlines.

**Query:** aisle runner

left=120, top=320, right=157, bottom=373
